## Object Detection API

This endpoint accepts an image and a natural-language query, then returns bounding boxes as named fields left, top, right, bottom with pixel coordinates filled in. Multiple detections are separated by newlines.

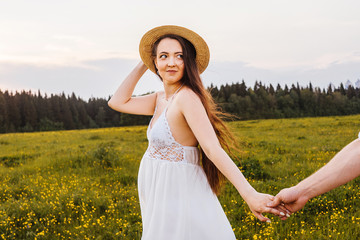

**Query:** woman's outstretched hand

left=246, top=192, right=291, bottom=222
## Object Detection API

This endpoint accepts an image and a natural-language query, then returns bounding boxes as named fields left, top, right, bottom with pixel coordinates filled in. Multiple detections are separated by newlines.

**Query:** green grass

left=0, top=115, right=359, bottom=239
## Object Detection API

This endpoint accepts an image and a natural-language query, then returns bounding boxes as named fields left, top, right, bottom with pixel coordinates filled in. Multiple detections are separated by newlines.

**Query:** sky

left=1, top=0, right=360, bottom=99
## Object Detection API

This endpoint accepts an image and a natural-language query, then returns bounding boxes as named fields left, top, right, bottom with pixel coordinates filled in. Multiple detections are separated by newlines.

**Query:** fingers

left=262, top=206, right=289, bottom=219
left=260, top=201, right=292, bottom=220
left=282, top=203, right=297, bottom=214
left=250, top=192, right=292, bottom=222
left=263, top=206, right=281, bottom=216
left=267, top=195, right=282, bottom=208
left=253, top=205, right=291, bottom=222
left=256, top=209, right=290, bottom=222
left=277, top=204, right=292, bottom=218
left=253, top=211, right=271, bottom=223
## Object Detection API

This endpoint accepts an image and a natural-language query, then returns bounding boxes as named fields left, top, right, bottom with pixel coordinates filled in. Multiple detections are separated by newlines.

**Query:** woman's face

left=154, top=38, right=184, bottom=84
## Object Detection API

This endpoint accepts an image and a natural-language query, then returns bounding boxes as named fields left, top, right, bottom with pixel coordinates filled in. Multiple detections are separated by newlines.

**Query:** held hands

left=246, top=191, right=291, bottom=222
left=267, top=186, right=310, bottom=214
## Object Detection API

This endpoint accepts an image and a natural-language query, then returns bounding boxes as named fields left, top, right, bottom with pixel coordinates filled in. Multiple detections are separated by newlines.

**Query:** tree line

left=0, top=91, right=151, bottom=133
left=0, top=81, right=359, bottom=133
left=212, top=81, right=360, bottom=120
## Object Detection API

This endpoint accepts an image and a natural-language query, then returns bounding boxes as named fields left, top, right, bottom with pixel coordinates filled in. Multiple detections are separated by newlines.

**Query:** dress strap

left=164, top=83, right=184, bottom=111
left=174, top=83, right=184, bottom=95
left=168, top=83, right=184, bottom=102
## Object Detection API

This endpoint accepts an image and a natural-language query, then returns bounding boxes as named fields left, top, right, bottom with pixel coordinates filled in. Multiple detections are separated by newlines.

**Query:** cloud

left=310, top=52, right=360, bottom=70
left=44, top=35, right=94, bottom=53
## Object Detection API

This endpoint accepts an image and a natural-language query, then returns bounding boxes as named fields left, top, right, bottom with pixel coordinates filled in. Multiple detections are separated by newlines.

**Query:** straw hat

left=139, top=25, right=210, bottom=74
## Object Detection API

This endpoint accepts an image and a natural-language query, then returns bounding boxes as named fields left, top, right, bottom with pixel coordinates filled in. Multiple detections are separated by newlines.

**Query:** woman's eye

left=159, top=54, right=167, bottom=59
left=177, top=54, right=183, bottom=59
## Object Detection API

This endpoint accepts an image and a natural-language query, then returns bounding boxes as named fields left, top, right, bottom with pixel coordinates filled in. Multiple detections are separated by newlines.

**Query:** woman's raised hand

left=108, top=61, right=157, bottom=116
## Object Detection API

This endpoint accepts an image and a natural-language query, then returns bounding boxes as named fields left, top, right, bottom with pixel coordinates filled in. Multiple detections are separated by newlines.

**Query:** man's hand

left=267, top=186, right=310, bottom=214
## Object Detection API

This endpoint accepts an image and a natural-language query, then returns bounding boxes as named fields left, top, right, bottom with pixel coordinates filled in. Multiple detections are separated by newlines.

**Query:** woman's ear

left=154, top=58, right=158, bottom=69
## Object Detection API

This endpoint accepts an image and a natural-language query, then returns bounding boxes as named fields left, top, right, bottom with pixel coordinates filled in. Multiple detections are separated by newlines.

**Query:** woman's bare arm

left=108, top=61, right=157, bottom=115
left=177, top=89, right=287, bottom=222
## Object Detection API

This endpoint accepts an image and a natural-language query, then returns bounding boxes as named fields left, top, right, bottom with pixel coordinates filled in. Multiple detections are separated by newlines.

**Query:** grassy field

left=0, top=114, right=359, bottom=239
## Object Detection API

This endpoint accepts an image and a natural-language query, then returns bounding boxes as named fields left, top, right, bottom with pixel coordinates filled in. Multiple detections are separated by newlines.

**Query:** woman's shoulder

left=177, top=87, right=200, bottom=99
left=175, top=87, right=202, bottom=107
left=153, top=90, right=165, bottom=100
left=143, top=90, right=164, bottom=98
left=152, top=90, right=164, bottom=95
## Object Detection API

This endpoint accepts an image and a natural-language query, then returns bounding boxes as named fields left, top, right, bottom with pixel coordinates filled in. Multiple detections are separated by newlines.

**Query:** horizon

left=1, top=79, right=359, bottom=101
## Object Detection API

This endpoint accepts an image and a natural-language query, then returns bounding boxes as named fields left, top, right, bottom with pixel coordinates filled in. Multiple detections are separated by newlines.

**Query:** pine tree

left=19, top=91, right=37, bottom=131
left=239, top=80, right=247, bottom=97
left=284, top=84, right=289, bottom=94
left=0, top=92, right=9, bottom=132
left=347, top=85, right=356, bottom=99
left=268, top=84, right=275, bottom=95
left=59, top=93, right=75, bottom=129
left=6, top=91, right=21, bottom=131
left=309, top=82, right=313, bottom=92
left=327, top=84, right=333, bottom=95
left=339, top=83, right=346, bottom=95
left=95, top=106, right=106, bottom=127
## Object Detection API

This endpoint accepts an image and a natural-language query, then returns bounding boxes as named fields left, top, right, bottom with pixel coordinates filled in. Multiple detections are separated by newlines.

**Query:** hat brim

left=139, top=25, right=210, bottom=74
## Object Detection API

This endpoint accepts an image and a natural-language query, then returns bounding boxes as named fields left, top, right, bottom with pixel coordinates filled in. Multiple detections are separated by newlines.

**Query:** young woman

left=108, top=25, right=288, bottom=240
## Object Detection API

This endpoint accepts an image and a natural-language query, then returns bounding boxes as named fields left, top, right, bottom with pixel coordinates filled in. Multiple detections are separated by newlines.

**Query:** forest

left=0, top=81, right=359, bottom=133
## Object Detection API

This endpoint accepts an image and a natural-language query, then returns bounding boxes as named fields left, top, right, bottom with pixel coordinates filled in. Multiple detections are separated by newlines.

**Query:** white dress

left=137, top=92, right=236, bottom=240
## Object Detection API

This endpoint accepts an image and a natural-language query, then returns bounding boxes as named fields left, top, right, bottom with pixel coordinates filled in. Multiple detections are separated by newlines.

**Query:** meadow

left=0, top=114, right=359, bottom=239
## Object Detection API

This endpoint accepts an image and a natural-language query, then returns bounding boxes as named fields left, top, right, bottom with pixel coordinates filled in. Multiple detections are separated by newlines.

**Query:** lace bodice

left=145, top=87, right=199, bottom=165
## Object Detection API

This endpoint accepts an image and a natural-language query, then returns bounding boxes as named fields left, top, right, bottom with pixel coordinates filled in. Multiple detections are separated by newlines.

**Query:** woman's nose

left=168, top=57, right=175, bottom=66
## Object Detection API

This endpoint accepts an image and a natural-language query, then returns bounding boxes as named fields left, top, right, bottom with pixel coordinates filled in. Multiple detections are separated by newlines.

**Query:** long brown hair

left=152, top=34, right=236, bottom=195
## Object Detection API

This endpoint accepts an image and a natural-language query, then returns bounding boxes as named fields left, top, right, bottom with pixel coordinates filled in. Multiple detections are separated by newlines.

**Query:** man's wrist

left=294, top=183, right=314, bottom=202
